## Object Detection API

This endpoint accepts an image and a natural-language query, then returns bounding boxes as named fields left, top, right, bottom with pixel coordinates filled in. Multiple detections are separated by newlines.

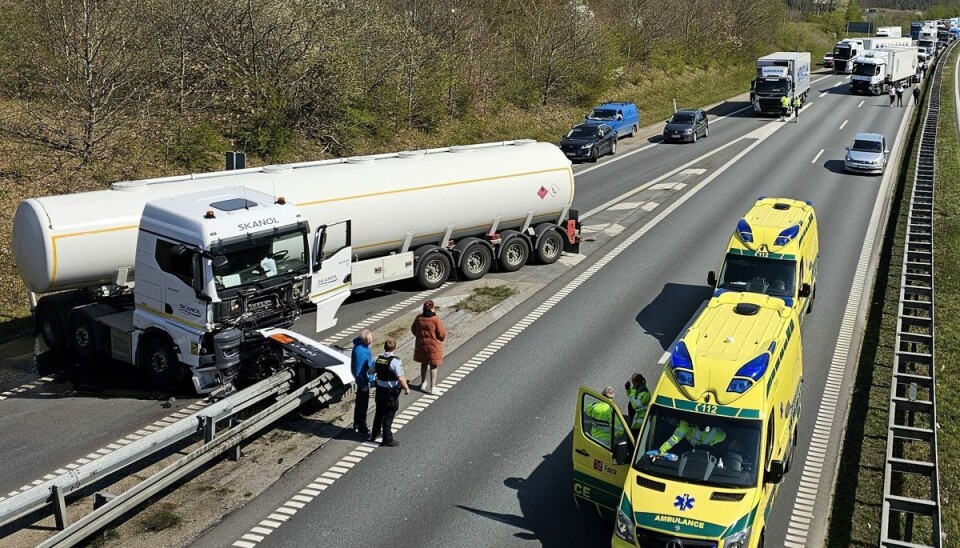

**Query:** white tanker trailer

left=12, top=140, right=579, bottom=394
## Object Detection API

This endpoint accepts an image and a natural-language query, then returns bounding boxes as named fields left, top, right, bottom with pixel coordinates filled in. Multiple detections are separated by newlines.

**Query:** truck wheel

left=416, top=251, right=451, bottom=289
left=37, top=304, right=67, bottom=352
left=535, top=229, right=564, bottom=264
left=498, top=232, right=530, bottom=272
left=68, top=312, right=99, bottom=363
left=143, top=336, right=180, bottom=390
left=459, top=243, right=492, bottom=281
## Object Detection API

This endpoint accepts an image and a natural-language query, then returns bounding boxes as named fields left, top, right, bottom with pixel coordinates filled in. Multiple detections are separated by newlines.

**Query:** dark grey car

left=559, top=123, right=617, bottom=162
left=663, top=109, right=709, bottom=143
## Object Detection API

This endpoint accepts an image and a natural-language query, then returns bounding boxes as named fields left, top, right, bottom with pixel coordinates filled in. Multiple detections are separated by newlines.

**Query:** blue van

left=584, top=102, right=640, bottom=138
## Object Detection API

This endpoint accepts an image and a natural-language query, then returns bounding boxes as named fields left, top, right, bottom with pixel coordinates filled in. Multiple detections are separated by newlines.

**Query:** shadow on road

left=456, top=433, right=613, bottom=546
left=824, top=159, right=847, bottom=174
left=635, top=283, right=713, bottom=350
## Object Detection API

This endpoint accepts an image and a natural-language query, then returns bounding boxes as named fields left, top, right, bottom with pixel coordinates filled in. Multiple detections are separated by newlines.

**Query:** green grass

left=456, top=285, right=516, bottom=313
left=827, top=45, right=960, bottom=546
left=139, top=502, right=181, bottom=533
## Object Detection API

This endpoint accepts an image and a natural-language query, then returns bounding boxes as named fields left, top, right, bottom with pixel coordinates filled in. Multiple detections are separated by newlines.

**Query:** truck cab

left=708, top=197, right=819, bottom=324
left=833, top=39, right=863, bottom=73
left=751, top=52, right=810, bottom=115
left=572, top=293, right=803, bottom=548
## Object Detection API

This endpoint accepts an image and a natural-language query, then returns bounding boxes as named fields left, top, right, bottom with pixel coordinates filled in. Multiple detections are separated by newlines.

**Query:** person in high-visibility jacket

left=793, top=95, right=802, bottom=123
left=780, top=94, right=791, bottom=121
left=585, top=386, right=622, bottom=447
left=625, top=373, right=651, bottom=436
left=652, top=420, right=727, bottom=455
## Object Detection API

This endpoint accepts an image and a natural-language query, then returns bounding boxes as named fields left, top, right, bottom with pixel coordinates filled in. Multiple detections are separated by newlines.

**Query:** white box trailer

left=876, top=26, right=902, bottom=38
left=861, top=37, right=914, bottom=50
left=13, top=140, right=580, bottom=393
left=751, top=52, right=811, bottom=115
left=850, top=47, right=918, bottom=95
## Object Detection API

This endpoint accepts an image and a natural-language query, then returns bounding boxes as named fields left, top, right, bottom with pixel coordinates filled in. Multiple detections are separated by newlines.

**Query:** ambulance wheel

left=807, top=285, right=816, bottom=314
left=416, top=251, right=451, bottom=289
left=535, top=228, right=564, bottom=265
left=784, top=425, right=798, bottom=474
left=67, top=313, right=99, bottom=363
left=37, top=304, right=67, bottom=352
left=458, top=241, right=492, bottom=281
left=498, top=232, right=530, bottom=272
left=143, top=336, right=180, bottom=390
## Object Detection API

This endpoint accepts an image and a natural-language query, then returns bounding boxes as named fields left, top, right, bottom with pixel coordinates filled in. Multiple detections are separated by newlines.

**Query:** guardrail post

left=93, top=492, right=116, bottom=511
left=51, top=485, right=68, bottom=530
left=202, top=416, right=216, bottom=444
left=228, top=418, right=241, bottom=461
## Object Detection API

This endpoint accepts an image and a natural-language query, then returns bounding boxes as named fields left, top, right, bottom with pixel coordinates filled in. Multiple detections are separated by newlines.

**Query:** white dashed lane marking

left=812, top=149, right=824, bottom=164
left=858, top=100, right=865, bottom=108
left=839, top=120, right=848, bottom=130
left=0, top=374, right=61, bottom=401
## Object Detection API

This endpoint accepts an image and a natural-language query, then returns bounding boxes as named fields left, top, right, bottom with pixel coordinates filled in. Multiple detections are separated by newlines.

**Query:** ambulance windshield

left=212, top=227, right=308, bottom=290
left=718, top=254, right=796, bottom=298
left=634, top=405, right=762, bottom=489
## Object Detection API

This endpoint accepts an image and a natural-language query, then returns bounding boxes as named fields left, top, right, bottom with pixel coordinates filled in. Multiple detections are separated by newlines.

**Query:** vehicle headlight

left=580, top=143, right=593, bottom=149
left=614, top=505, right=635, bottom=542
left=845, top=154, right=853, bottom=162
left=217, top=298, right=242, bottom=320
left=723, top=527, right=752, bottom=548
left=683, top=128, right=693, bottom=134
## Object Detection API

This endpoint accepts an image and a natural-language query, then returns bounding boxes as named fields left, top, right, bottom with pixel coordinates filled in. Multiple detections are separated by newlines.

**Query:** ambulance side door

left=573, top=386, right=635, bottom=514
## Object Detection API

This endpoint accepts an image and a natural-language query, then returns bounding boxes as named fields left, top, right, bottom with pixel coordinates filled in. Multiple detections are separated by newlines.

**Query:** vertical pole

left=203, top=417, right=216, bottom=444
left=228, top=418, right=241, bottom=461
left=52, top=485, right=69, bottom=530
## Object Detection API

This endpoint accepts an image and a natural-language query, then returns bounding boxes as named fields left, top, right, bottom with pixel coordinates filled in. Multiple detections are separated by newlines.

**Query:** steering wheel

left=271, top=250, right=289, bottom=260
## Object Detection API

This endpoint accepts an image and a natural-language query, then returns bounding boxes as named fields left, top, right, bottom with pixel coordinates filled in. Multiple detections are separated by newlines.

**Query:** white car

left=822, top=52, right=834, bottom=67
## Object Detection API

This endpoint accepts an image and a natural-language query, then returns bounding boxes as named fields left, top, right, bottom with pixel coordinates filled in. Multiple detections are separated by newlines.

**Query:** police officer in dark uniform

left=370, top=339, right=410, bottom=447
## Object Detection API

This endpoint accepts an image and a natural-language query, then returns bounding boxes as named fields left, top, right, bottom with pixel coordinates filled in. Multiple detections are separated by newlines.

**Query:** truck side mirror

left=314, top=227, right=327, bottom=270
left=707, top=271, right=717, bottom=287
left=799, top=283, right=811, bottom=298
left=766, top=460, right=785, bottom=484
left=613, top=440, right=631, bottom=465
left=212, top=256, right=228, bottom=269
left=171, top=244, right=188, bottom=256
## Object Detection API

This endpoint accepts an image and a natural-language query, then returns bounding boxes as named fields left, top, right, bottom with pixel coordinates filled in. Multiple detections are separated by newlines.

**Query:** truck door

left=573, top=386, right=635, bottom=515
left=311, top=220, right=353, bottom=332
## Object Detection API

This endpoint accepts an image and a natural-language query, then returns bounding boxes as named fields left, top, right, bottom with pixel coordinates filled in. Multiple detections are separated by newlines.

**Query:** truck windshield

left=834, top=46, right=853, bottom=59
left=754, top=79, right=788, bottom=94
left=212, top=228, right=308, bottom=290
left=853, top=63, right=880, bottom=76
left=634, top=405, right=762, bottom=489
left=718, top=253, right=796, bottom=298
left=920, top=40, right=935, bottom=49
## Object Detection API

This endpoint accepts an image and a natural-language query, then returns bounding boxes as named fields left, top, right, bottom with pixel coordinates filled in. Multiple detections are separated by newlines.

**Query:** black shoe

left=380, top=439, right=400, bottom=447
left=355, top=427, right=370, bottom=436
left=369, top=433, right=380, bottom=442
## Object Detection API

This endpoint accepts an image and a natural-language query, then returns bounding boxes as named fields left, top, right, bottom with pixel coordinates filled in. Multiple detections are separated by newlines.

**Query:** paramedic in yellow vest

left=586, top=386, right=623, bottom=448
left=652, top=420, right=727, bottom=455
left=625, top=373, right=651, bottom=437
left=780, top=94, right=791, bottom=121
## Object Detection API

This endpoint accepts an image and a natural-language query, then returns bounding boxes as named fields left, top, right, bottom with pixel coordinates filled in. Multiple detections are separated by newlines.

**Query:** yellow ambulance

left=708, top=197, right=819, bottom=323
left=572, top=292, right=803, bottom=548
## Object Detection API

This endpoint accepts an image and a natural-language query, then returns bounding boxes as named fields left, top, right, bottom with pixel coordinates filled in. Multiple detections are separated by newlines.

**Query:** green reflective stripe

left=721, top=504, right=760, bottom=537
left=727, top=248, right=797, bottom=261
left=654, top=397, right=761, bottom=419
left=634, top=512, right=727, bottom=538
left=573, top=469, right=622, bottom=511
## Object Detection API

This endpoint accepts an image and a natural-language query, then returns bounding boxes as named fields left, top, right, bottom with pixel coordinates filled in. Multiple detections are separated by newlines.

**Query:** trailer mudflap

left=563, top=209, right=581, bottom=254
left=257, top=328, right=354, bottom=386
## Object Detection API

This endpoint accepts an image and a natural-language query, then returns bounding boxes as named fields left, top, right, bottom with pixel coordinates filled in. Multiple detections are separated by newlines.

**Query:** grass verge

left=826, top=46, right=959, bottom=546
left=456, top=285, right=516, bottom=313
left=139, top=502, right=181, bottom=533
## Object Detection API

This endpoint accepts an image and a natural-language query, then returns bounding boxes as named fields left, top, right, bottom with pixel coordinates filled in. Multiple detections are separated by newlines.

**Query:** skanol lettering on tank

left=238, top=217, right=280, bottom=231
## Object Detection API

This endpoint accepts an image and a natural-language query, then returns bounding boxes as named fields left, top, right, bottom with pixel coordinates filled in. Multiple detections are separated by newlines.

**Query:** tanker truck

left=13, top=140, right=579, bottom=394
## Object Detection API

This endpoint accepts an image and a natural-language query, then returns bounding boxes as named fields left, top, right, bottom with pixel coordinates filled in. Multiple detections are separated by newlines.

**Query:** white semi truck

left=833, top=39, right=864, bottom=73
left=750, top=52, right=811, bottom=115
left=13, top=140, right=579, bottom=394
left=876, top=26, right=903, bottom=38
left=850, top=47, right=919, bottom=95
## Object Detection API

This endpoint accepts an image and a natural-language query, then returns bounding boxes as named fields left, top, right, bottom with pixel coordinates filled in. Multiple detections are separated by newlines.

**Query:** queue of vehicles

left=574, top=198, right=819, bottom=548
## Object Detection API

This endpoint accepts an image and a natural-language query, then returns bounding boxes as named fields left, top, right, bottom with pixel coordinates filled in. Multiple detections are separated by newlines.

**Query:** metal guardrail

left=0, top=362, right=346, bottom=546
left=879, top=44, right=950, bottom=548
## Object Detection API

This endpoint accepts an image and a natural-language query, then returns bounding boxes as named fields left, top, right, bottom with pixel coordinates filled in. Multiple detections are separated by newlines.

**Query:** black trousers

left=353, top=386, right=370, bottom=432
left=372, top=387, right=400, bottom=442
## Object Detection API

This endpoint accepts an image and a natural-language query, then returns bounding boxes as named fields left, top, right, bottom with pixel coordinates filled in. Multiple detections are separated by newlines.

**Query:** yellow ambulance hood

left=625, top=474, right=759, bottom=540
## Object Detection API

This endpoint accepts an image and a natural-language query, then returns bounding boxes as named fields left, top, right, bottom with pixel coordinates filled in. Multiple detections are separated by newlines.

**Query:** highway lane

left=0, top=80, right=836, bottom=501
left=195, top=73, right=911, bottom=548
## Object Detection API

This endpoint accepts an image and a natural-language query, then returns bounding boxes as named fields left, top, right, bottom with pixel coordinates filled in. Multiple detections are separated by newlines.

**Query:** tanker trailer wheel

left=456, top=239, right=493, bottom=281
left=414, top=247, right=452, bottom=290
left=67, top=312, right=99, bottom=363
left=36, top=303, right=67, bottom=352
left=497, top=231, right=530, bottom=272
left=143, top=336, right=181, bottom=390
left=534, top=226, right=564, bottom=265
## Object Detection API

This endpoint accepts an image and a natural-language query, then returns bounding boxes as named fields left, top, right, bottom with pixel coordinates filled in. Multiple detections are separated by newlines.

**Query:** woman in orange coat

left=411, top=300, right=447, bottom=395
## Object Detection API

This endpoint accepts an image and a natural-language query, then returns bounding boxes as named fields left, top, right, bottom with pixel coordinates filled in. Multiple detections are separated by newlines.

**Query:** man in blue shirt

left=370, top=339, right=410, bottom=447
left=351, top=330, right=375, bottom=436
